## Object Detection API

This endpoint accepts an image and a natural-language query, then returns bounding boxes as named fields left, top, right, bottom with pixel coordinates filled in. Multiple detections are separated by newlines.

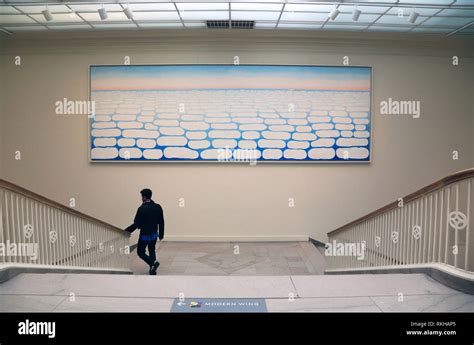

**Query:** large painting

left=89, top=65, right=372, bottom=162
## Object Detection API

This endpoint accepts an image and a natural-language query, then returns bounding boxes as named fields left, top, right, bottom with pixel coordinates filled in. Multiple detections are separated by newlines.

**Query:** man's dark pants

left=137, top=238, right=157, bottom=267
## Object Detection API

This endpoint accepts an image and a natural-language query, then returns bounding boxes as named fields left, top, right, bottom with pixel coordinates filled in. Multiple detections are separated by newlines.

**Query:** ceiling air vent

left=206, top=20, right=255, bottom=29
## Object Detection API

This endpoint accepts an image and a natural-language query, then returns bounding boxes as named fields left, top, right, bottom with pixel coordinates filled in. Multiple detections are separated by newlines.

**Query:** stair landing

left=1, top=272, right=473, bottom=312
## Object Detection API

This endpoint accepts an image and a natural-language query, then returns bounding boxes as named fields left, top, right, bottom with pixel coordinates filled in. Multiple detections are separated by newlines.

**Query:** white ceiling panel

left=69, top=4, right=123, bottom=12
left=333, top=13, right=381, bottom=23
left=176, top=3, right=228, bottom=11
left=0, top=14, right=36, bottom=24
left=231, top=11, right=281, bottom=21
left=280, top=12, right=329, bottom=22
left=132, top=11, right=181, bottom=21
left=180, top=10, right=229, bottom=20
left=231, top=3, right=283, bottom=11
left=128, top=3, right=177, bottom=12
left=31, top=13, right=83, bottom=23
left=437, top=8, right=474, bottom=17
left=422, top=16, right=474, bottom=26
left=0, top=6, right=20, bottom=14
left=375, top=14, right=422, bottom=25
left=337, top=5, right=390, bottom=14
left=80, top=11, right=129, bottom=22
left=16, top=4, right=70, bottom=14
left=284, top=4, right=335, bottom=13
left=387, top=7, right=441, bottom=16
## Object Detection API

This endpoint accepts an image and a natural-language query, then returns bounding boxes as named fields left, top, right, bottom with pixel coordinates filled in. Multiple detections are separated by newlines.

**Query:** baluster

left=444, top=187, right=451, bottom=265
left=432, top=192, right=438, bottom=263
left=454, top=184, right=460, bottom=268
left=438, top=189, right=444, bottom=262
left=465, top=180, right=471, bottom=271
left=426, top=195, right=432, bottom=264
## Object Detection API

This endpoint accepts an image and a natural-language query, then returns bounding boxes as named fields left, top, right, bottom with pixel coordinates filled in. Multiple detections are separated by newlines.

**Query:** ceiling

left=0, top=0, right=473, bottom=35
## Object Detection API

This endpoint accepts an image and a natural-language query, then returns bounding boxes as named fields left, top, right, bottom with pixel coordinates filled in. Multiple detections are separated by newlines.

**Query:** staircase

left=0, top=170, right=473, bottom=312
left=0, top=178, right=131, bottom=283
left=325, top=168, right=474, bottom=293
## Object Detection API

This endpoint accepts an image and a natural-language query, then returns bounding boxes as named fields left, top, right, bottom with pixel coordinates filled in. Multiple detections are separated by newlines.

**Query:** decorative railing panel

left=0, top=179, right=130, bottom=271
left=327, top=169, right=473, bottom=273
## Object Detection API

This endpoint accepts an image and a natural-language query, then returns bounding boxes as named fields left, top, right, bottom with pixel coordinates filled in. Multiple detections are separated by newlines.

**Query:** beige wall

left=0, top=30, right=473, bottom=243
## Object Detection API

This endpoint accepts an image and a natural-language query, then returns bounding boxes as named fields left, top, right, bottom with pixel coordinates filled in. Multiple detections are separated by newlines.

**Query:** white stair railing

left=326, top=169, right=473, bottom=273
left=0, top=179, right=131, bottom=272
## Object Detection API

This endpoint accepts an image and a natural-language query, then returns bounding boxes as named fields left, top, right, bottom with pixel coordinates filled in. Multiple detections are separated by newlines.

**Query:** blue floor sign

left=170, top=298, right=267, bottom=313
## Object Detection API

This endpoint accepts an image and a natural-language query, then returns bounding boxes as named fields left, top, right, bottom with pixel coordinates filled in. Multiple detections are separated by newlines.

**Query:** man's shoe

left=149, top=261, right=160, bottom=275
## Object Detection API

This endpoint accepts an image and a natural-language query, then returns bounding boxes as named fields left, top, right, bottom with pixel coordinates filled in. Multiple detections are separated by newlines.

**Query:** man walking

left=125, top=188, right=164, bottom=275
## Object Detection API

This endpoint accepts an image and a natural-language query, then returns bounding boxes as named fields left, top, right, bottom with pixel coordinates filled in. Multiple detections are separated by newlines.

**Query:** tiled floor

left=1, top=273, right=473, bottom=312
left=131, top=241, right=328, bottom=276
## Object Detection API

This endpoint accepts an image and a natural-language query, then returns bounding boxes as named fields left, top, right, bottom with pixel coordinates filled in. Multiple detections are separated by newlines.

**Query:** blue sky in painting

left=92, top=64, right=370, bottom=81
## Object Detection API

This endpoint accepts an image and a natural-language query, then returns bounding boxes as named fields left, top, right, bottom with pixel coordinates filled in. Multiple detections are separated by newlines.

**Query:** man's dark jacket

left=125, top=200, right=165, bottom=240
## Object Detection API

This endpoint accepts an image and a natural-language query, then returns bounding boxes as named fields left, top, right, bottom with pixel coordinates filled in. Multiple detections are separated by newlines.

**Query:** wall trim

left=160, top=235, right=309, bottom=242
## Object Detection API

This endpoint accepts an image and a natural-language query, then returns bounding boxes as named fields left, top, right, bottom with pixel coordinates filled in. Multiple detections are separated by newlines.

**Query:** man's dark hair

left=140, top=188, right=152, bottom=200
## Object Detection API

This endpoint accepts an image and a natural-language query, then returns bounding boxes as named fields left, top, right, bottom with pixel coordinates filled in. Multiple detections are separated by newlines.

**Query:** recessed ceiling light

left=408, top=11, right=419, bottom=24
left=352, top=8, right=362, bottom=22
left=98, top=6, right=108, bottom=20
left=42, top=8, right=53, bottom=21
left=328, top=7, right=340, bottom=21
left=123, top=6, right=133, bottom=20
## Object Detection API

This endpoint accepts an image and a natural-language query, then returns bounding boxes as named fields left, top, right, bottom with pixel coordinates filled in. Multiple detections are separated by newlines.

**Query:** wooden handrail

left=0, top=178, right=128, bottom=235
left=328, top=168, right=474, bottom=237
